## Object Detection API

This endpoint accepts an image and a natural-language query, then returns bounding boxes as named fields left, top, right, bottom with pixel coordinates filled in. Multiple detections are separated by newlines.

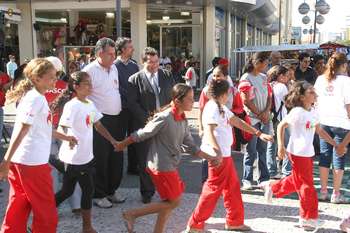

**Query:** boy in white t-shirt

left=53, top=71, right=119, bottom=233
left=263, top=81, right=343, bottom=231
left=185, top=79, right=272, bottom=232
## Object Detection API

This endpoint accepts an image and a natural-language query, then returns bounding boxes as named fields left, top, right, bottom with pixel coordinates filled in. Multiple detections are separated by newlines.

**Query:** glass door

left=159, top=25, right=203, bottom=88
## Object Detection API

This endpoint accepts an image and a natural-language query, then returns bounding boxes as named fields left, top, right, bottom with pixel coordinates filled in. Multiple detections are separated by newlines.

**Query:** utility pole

left=115, top=0, right=122, bottom=38
left=313, top=0, right=317, bottom=43
left=278, top=0, right=282, bottom=45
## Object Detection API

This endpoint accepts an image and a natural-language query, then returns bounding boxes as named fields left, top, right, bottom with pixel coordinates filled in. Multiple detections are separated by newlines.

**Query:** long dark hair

left=243, top=52, right=269, bottom=73
left=208, top=79, right=230, bottom=116
left=50, top=71, right=89, bottom=111
left=284, top=81, right=313, bottom=109
left=324, top=52, right=347, bottom=82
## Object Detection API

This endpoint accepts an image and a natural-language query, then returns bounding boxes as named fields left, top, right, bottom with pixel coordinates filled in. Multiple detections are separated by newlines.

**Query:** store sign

left=291, top=27, right=302, bottom=40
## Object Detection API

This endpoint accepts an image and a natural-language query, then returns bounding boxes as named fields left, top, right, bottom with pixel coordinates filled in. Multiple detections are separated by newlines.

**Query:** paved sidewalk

left=0, top=102, right=350, bottom=232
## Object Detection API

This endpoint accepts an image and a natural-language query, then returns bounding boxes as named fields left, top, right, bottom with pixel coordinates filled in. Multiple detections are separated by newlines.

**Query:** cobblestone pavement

left=0, top=102, right=349, bottom=233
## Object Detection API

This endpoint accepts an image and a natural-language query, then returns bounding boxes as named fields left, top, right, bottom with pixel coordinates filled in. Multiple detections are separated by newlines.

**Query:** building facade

left=1, top=0, right=292, bottom=85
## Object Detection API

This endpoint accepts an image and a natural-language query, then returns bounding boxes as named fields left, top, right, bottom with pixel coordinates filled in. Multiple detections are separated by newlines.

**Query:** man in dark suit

left=128, top=47, right=175, bottom=203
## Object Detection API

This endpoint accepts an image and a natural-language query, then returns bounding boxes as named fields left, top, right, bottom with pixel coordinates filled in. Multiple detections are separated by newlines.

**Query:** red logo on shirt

left=305, top=121, right=315, bottom=130
left=326, top=85, right=334, bottom=93
left=86, top=112, right=95, bottom=127
left=47, top=113, right=52, bottom=125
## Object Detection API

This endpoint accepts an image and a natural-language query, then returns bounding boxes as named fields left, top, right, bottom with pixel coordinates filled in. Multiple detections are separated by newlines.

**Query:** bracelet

left=255, top=130, right=262, bottom=137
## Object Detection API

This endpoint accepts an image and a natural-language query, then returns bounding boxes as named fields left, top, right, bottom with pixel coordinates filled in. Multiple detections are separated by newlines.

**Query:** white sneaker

left=260, top=181, right=273, bottom=203
left=107, top=192, right=126, bottom=203
left=331, top=193, right=349, bottom=204
left=241, top=180, right=253, bottom=190
left=93, top=198, right=113, bottom=208
left=299, top=218, right=325, bottom=231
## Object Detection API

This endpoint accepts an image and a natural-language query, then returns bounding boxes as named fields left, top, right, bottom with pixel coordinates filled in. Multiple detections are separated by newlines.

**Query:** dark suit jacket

left=128, top=69, right=175, bottom=129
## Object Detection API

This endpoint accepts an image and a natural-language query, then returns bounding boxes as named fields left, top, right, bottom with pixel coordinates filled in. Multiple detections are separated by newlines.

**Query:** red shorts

left=146, top=168, right=185, bottom=201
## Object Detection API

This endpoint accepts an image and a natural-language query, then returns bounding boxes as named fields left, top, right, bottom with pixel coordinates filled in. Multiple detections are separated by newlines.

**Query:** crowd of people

left=0, top=36, right=349, bottom=233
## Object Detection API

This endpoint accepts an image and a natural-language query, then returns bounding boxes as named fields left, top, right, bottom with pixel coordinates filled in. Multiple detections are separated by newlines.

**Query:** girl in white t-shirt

left=185, top=79, right=273, bottom=232
left=53, top=71, right=119, bottom=233
left=314, top=52, right=350, bottom=204
left=0, top=58, right=77, bottom=233
left=263, top=81, right=339, bottom=231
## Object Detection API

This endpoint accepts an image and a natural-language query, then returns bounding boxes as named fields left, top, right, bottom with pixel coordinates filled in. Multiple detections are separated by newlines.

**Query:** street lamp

left=298, top=0, right=330, bottom=43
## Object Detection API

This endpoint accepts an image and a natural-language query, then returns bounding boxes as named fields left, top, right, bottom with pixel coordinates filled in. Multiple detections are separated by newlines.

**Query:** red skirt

left=146, top=168, right=185, bottom=201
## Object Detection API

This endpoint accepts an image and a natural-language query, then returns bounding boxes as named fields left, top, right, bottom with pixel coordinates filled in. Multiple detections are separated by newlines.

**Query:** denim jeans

left=266, top=121, right=292, bottom=176
left=0, top=107, right=3, bottom=157
left=242, top=122, right=270, bottom=183
left=319, top=124, right=349, bottom=170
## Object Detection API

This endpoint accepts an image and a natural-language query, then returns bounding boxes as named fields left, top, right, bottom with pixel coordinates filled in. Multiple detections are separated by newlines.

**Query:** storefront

left=0, top=6, right=21, bottom=71
left=5, top=0, right=283, bottom=87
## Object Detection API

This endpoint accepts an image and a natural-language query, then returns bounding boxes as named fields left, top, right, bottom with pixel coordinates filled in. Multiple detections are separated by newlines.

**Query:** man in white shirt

left=83, top=38, right=124, bottom=208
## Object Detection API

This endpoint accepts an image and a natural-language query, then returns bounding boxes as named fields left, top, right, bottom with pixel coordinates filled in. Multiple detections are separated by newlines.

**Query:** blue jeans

left=0, top=107, right=3, bottom=148
left=243, top=122, right=270, bottom=183
left=266, top=121, right=292, bottom=176
left=319, top=125, right=348, bottom=170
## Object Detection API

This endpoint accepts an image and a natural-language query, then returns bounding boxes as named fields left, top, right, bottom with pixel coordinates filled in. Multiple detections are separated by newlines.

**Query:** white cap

left=46, top=56, right=63, bottom=72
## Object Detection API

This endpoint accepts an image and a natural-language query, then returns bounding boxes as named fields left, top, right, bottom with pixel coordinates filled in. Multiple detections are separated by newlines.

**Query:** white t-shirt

left=200, top=100, right=233, bottom=157
left=58, top=98, right=103, bottom=165
left=285, top=107, right=318, bottom=157
left=11, top=89, right=52, bottom=165
left=185, top=67, right=198, bottom=87
left=272, top=82, right=288, bottom=121
left=83, top=60, right=121, bottom=115
left=314, top=75, right=350, bottom=130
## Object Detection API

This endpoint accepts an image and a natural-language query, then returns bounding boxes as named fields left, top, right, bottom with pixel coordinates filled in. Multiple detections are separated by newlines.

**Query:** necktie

left=150, top=73, right=160, bottom=110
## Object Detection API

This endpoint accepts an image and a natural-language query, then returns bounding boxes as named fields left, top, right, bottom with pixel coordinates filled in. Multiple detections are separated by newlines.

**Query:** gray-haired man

left=83, top=37, right=125, bottom=208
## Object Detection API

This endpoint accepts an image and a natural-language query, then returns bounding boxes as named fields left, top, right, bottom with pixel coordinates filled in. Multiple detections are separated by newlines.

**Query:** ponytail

left=6, top=78, right=34, bottom=104
left=324, top=52, right=347, bottom=82
left=208, top=79, right=230, bottom=117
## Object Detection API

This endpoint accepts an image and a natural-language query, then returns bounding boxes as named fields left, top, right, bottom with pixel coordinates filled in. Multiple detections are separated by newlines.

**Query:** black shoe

left=141, top=196, right=152, bottom=204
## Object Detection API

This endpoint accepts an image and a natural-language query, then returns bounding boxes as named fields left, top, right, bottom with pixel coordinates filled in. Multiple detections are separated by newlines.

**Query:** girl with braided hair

left=185, top=79, right=272, bottom=232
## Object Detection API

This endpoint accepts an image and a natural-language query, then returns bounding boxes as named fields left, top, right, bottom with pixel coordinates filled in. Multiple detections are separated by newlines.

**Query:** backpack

left=270, top=85, right=284, bottom=124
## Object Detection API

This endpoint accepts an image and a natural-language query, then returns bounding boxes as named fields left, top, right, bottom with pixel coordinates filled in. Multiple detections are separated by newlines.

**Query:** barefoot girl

left=117, top=83, right=219, bottom=233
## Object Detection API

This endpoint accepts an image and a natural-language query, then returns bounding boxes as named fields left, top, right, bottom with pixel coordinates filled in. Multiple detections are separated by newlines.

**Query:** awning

left=233, top=44, right=320, bottom=53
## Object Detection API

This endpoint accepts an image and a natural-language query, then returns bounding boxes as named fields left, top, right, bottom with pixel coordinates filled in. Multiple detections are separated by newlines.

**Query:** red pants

left=188, top=157, right=244, bottom=229
left=271, top=154, right=318, bottom=220
left=1, top=163, right=58, bottom=233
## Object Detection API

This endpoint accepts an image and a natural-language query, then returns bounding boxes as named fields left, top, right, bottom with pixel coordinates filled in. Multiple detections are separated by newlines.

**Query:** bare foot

left=81, top=227, right=98, bottom=233
left=122, top=211, right=135, bottom=233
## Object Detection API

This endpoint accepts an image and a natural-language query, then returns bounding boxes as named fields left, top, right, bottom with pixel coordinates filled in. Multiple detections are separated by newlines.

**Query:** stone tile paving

left=1, top=102, right=350, bottom=232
